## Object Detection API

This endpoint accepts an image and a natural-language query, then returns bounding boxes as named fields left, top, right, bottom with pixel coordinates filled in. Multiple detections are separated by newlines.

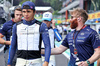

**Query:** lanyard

left=73, top=25, right=86, bottom=55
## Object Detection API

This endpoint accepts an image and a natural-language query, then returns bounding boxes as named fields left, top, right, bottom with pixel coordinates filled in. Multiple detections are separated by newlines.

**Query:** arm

left=0, top=33, right=11, bottom=45
left=51, top=45, right=68, bottom=55
left=78, top=47, right=100, bottom=66
left=41, top=34, right=69, bottom=55
left=7, top=24, right=17, bottom=66
left=41, top=45, right=68, bottom=66
left=41, top=45, right=68, bottom=55
left=87, top=48, right=100, bottom=64
left=41, top=23, right=51, bottom=66
left=51, top=34, right=69, bottom=55
left=78, top=31, right=100, bottom=66
left=51, top=20, right=62, bottom=42
left=0, top=23, right=11, bottom=45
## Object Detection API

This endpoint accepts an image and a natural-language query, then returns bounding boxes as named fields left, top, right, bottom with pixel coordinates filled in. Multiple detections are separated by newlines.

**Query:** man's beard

left=70, top=18, right=78, bottom=29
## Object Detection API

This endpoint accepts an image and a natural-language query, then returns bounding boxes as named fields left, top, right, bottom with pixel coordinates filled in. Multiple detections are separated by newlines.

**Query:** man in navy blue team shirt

left=7, top=1, right=51, bottom=66
left=42, top=8, right=100, bottom=66
left=0, top=6, right=22, bottom=66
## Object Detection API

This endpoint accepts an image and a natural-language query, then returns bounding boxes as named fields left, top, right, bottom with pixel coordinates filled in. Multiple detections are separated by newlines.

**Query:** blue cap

left=22, top=1, right=35, bottom=10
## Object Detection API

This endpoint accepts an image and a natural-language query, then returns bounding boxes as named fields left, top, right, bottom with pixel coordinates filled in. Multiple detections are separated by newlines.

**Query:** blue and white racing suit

left=8, top=19, right=51, bottom=66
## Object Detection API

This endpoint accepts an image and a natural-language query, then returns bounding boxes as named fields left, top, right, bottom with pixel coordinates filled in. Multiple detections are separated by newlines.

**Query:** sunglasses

left=71, top=16, right=75, bottom=19
left=71, top=15, right=81, bottom=19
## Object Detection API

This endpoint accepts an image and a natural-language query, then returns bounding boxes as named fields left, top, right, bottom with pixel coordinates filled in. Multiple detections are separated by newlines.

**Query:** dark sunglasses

left=71, top=16, right=75, bottom=19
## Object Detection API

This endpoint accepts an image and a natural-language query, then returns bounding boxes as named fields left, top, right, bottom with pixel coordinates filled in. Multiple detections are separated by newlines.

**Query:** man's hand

left=43, top=61, right=48, bottom=66
left=51, top=20, right=55, bottom=29
left=78, top=61, right=88, bottom=66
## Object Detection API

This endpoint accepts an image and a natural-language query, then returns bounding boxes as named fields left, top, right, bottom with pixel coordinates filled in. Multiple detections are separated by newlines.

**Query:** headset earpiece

left=77, top=18, right=81, bottom=21
left=10, top=11, right=14, bottom=18
left=77, top=18, right=79, bottom=20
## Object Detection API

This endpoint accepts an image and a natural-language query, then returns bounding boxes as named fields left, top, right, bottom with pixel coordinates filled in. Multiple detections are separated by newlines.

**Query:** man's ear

left=77, top=18, right=80, bottom=20
left=77, top=17, right=81, bottom=21
left=34, top=11, right=36, bottom=14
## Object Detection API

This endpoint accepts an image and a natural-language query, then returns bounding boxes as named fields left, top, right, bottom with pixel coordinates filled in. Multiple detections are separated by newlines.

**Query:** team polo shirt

left=8, top=19, right=51, bottom=65
left=0, top=19, right=15, bottom=41
left=62, top=26, right=100, bottom=66
left=0, top=19, right=15, bottom=49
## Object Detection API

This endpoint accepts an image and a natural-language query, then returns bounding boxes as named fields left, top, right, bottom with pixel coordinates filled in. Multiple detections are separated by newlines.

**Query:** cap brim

left=42, top=18, right=51, bottom=21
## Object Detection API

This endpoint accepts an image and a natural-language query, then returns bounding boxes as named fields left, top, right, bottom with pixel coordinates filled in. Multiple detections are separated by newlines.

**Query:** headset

left=10, top=6, right=21, bottom=18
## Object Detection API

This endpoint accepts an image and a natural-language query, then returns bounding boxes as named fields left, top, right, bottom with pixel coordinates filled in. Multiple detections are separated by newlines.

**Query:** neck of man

left=27, top=17, right=34, bottom=22
left=13, top=18, right=17, bottom=22
left=76, top=23, right=84, bottom=31
left=31, top=17, right=34, bottom=21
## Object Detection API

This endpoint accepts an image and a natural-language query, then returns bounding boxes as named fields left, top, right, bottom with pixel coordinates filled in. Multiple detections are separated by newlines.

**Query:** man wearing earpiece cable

left=41, top=8, right=100, bottom=66
left=7, top=1, right=51, bottom=66
left=0, top=6, right=22, bottom=66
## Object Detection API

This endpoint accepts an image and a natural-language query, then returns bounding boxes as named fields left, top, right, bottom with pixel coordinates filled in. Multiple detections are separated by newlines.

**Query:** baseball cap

left=22, top=1, right=35, bottom=10
left=42, top=12, right=53, bottom=21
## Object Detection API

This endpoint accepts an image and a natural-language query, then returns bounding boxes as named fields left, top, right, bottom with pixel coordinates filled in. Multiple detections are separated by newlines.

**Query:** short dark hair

left=14, top=6, right=22, bottom=12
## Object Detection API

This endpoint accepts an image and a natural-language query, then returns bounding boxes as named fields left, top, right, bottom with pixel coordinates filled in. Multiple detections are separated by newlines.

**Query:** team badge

left=80, top=33, right=84, bottom=35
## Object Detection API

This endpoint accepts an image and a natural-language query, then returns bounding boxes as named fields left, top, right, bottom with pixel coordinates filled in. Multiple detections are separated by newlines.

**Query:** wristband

left=86, top=60, right=90, bottom=65
left=4, top=41, right=6, bottom=44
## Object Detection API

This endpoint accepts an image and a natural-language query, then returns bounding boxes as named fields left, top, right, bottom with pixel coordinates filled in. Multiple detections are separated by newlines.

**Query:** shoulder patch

left=35, top=20, right=42, bottom=25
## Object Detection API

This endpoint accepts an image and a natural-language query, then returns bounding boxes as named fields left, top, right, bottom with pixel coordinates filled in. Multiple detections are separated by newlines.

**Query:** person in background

left=7, top=1, right=51, bottom=66
left=57, top=25, right=63, bottom=36
left=0, top=6, right=22, bottom=66
left=41, top=12, right=62, bottom=66
left=41, top=8, right=100, bottom=66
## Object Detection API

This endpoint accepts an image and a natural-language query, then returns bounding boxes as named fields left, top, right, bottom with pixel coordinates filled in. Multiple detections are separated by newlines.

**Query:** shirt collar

left=23, top=19, right=36, bottom=25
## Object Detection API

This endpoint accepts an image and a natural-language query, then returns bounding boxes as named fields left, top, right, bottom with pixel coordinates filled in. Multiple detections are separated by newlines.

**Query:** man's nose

left=25, top=12, right=28, bottom=16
